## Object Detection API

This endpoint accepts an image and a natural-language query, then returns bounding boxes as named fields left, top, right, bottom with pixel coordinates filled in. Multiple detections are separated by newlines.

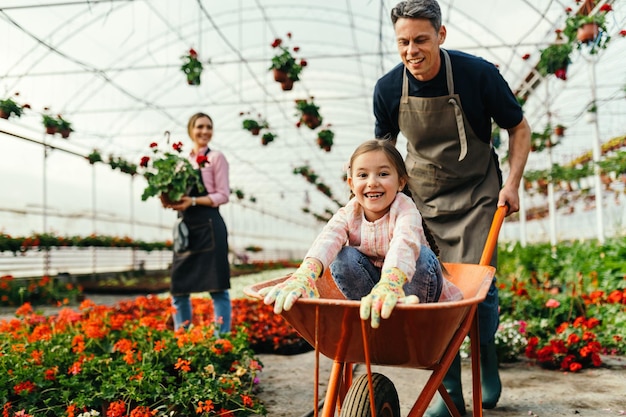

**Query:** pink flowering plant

left=140, top=141, right=205, bottom=203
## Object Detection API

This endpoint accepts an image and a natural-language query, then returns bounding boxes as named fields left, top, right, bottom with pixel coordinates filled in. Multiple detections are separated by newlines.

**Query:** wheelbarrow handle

left=479, top=204, right=509, bottom=266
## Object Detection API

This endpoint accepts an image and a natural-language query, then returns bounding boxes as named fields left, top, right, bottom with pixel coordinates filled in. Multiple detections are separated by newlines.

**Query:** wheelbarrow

left=244, top=206, right=508, bottom=417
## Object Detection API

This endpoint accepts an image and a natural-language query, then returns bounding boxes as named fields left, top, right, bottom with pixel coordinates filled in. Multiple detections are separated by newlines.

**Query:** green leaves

left=140, top=145, right=205, bottom=202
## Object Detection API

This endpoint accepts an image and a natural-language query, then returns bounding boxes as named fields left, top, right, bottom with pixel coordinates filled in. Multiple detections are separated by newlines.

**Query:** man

left=373, top=1, right=531, bottom=416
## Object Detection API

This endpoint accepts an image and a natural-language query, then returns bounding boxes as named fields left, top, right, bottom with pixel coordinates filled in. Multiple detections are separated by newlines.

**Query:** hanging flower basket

left=537, top=43, right=572, bottom=80
left=180, top=48, right=203, bottom=86
left=261, top=132, right=276, bottom=146
left=241, top=112, right=268, bottom=136
left=295, top=98, right=322, bottom=130
left=554, top=124, right=566, bottom=137
left=57, top=115, right=73, bottom=138
left=0, top=94, right=26, bottom=120
left=563, top=5, right=612, bottom=54
left=87, top=149, right=103, bottom=165
left=268, top=33, right=307, bottom=91
left=42, top=114, right=59, bottom=135
left=316, top=126, right=334, bottom=152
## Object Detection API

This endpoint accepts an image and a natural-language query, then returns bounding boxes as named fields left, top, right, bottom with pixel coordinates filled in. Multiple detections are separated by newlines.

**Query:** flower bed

left=1, top=297, right=269, bottom=416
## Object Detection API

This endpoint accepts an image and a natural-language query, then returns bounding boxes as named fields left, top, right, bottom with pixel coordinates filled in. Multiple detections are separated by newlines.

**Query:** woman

left=165, top=112, right=231, bottom=335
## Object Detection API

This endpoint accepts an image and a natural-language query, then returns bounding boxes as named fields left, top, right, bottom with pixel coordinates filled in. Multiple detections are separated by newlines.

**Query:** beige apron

left=399, top=49, right=500, bottom=267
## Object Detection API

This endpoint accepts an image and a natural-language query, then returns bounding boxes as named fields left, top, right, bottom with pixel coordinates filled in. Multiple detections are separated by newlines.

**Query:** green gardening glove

left=259, top=258, right=321, bottom=314
left=360, top=267, right=411, bottom=328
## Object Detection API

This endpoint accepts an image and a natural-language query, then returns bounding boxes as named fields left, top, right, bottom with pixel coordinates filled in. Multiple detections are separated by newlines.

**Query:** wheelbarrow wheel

left=339, top=373, right=400, bottom=417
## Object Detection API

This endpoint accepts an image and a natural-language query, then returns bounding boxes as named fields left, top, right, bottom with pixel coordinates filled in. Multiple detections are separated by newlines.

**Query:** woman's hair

left=390, top=0, right=442, bottom=32
left=187, top=112, right=213, bottom=138
left=348, top=139, right=442, bottom=258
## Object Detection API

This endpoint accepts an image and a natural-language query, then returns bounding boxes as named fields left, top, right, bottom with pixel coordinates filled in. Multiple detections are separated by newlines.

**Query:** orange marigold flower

left=129, top=406, right=157, bottom=417
left=154, top=339, right=166, bottom=352
left=196, top=400, right=214, bottom=413
left=212, top=339, right=233, bottom=355
left=106, top=400, right=126, bottom=417
left=175, top=358, right=191, bottom=373
left=241, top=394, right=254, bottom=408
left=15, top=302, right=34, bottom=317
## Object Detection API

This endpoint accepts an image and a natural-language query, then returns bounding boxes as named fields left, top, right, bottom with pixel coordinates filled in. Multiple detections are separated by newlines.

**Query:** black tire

left=339, top=373, right=400, bottom=417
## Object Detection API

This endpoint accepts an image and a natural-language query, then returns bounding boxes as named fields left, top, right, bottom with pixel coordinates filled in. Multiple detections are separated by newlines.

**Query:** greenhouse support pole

left=589, top=59, right=605, bottom=244
left=92, top=164, right=97, bottom=279
left=42, top=135, right=50, bottom=276
left=519, top=181, right=527, bottom=247
left=130, top=175, right=136, bottom=269
left=545, top=82, right=557, bottom=246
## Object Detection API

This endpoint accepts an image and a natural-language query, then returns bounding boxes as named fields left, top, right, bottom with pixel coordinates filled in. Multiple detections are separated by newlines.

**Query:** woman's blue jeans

left=172, top=290, right=231, bottom=336
left=329, top=245, right=443, bottom=303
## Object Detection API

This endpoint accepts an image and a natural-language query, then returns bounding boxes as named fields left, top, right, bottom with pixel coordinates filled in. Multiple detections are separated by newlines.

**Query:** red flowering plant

left=563, top=3, right=613, bottom=54
left=140, top=140, right=205, bottom=204
left=180, top=48, right=203, bottom=85
left=268, top=32, right=307, bottom=90
left=0, top=296, right=266, bottom=416
left=525, top=316, right=603, bottom=372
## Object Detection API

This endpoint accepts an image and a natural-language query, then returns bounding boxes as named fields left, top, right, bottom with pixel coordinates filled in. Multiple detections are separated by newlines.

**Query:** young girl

left=262, top=139, right=461, bottom=328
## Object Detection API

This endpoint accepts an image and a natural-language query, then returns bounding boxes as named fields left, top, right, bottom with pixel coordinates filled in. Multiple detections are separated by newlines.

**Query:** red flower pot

left=250, top=128, right=261, bottom=136
left=301, top=114, right=321, bottom=129
left=577, top=23, right=599, bottom=43
left=0, top=110, right=9, bottom=119
left=280, top=78, right=294, bottom=91
left=45, top=126, right=57, bottom=135
left=273, top=68, right=288, bottom=82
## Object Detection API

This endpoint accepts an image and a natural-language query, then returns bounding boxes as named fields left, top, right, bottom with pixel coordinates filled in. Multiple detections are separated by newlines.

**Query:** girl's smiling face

left=348, top=150, right=406, bottom=222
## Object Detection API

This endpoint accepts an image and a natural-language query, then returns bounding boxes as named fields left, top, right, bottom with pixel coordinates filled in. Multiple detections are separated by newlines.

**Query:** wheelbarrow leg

left=322, top=360, right=351, bottom=417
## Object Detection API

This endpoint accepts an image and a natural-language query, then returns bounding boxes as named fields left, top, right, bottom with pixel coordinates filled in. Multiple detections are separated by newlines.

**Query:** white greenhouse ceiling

left=1, top=0, right=625, bottom=248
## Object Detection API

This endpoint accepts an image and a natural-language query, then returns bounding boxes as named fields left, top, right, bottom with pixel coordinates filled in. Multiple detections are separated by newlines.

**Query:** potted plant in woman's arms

left=268, top=32, right=307, bottom=91
left=295, top=97, right=322, bottom=129
left=140, top=140, right=205, bottom=204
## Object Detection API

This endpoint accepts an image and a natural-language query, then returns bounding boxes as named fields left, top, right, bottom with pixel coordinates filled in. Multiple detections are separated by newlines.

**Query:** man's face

left=394, top=17, right=446, bottom=81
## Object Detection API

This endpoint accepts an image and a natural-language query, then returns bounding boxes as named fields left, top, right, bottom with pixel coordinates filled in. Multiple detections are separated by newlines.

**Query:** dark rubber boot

left=480, top=341, right=502, bottom=409
left=424, top=352, right=466, bottom=417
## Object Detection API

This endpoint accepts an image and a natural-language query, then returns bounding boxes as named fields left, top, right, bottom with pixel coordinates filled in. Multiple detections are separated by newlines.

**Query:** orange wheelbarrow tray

left=244, top=206, right=507, bottom=417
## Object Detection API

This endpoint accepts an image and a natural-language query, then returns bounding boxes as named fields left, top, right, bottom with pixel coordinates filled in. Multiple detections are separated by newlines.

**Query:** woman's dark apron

left=399, top=49, right=500, bottom=267
left=170, top=149, right=230, bottom=295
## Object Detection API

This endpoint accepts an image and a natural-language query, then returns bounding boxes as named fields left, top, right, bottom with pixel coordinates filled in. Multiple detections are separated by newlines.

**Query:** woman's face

left=190, top=116, right=213, bottom=148
left=347, top=150, right=406, bottom=222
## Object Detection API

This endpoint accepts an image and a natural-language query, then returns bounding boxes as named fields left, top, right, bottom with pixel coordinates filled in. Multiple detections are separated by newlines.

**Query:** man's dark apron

left=399, top=49, right=500, bottom=268
left=170, top=149, right=230, bottom=295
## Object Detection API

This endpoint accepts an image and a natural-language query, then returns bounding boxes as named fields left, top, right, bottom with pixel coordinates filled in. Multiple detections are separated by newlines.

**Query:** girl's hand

left=360, top=267, right=408, bottom=328
left=259, top=259, right=321, bottom=314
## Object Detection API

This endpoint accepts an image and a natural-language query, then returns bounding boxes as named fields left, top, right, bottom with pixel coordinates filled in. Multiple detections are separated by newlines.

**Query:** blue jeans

left=329, top=245, right=443, bottom=303
left=172, top=291, right=231, bottom=336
